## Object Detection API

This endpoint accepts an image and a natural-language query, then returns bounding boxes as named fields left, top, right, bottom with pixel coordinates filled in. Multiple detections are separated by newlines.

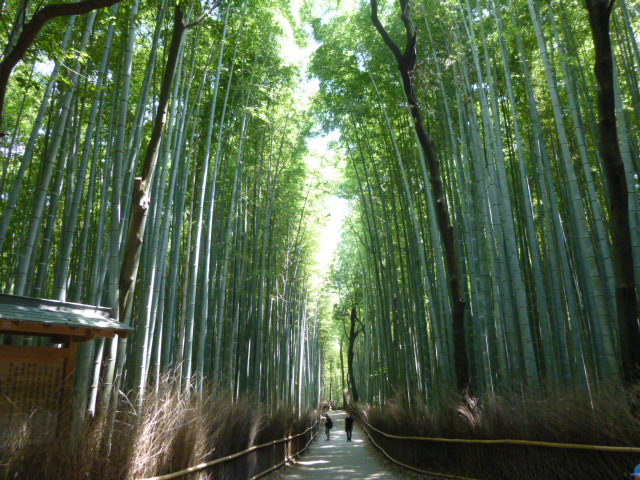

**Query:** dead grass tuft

left=1, top=377, right=318, bottom=480
left=355, top=385, right=640, bottom=479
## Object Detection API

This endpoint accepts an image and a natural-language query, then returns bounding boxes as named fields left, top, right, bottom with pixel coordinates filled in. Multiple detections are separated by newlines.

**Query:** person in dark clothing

left=345, top=414, right=354, bottom=441
left=324, top=414, right=333, bottom=440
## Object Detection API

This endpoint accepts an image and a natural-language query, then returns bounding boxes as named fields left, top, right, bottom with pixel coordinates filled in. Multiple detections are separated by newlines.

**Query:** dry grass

left=0, top=378, right=318, bottom=480
left=355, top=385, right=640, bottom=479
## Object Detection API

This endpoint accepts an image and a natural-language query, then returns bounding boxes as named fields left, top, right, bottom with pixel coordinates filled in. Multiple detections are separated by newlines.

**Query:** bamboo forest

left=1, top=0, right=640, bottom=478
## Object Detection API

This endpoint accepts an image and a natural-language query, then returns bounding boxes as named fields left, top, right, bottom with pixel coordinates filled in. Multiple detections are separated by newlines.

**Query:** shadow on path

left=274, top=410, right=406, bottom=480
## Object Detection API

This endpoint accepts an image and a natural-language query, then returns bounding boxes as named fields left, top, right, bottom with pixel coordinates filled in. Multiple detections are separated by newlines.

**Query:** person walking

left=324, top=414, right=333, bottom=440
left=345, top=414, right=354, bottom=441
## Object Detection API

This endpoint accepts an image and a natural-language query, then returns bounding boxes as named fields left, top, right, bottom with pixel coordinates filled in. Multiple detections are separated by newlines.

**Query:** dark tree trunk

left=370, top=0, right=470, bottom=390
left=347, top=307, right=360, bottom=403
left=586, top=0, right=640, bottom=383
left=0, top=0, right=123, bottom=132
left=339, top=338, right=347, bottom=405
left=119, top=5, right=186, bottom=321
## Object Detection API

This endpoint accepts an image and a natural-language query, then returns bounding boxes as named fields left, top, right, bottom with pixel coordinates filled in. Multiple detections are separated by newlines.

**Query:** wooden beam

left=0, top=319, right=128, bottom=338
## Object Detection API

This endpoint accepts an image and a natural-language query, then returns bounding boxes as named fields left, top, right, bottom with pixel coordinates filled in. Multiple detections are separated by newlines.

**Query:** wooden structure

left=0, top=294, right=130, bottom=438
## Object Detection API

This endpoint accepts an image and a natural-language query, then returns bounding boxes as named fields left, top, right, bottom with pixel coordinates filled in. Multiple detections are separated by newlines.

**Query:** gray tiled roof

left=0, top=294, right=131, bottom=335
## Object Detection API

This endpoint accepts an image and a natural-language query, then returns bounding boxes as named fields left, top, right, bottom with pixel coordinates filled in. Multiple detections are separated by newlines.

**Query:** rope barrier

left=250, top=423, right=319, bottom=479
left=359, top=417, right=640, bottom=453
left=358, top=419, right=480, bottom=480
left=140, top=419, right=319, bottom=480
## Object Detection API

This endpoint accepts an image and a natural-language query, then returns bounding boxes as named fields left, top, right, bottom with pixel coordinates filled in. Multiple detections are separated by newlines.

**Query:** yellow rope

left=360, top=417, right=640, bottom=453
left=250, top=426, right=319, bottom=479
left=140, top=420, right=319, bottom=480
left=359, top=420, right=479, bottom=480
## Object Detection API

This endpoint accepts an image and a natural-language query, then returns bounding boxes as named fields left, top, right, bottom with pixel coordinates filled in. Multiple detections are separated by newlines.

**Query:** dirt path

left=274, top=410, right=408, bottom=480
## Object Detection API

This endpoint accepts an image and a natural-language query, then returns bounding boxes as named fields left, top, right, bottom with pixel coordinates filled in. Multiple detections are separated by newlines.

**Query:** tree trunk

left=119, top=5, right=186, bottom=321
left=339, top=338, right=347, bottom=405
left=348, top=307, right=360, bottom=403
left=586, top=0, right=640, bottom=383
left=0, top=0, right=123, bottom=131
left=370, top=0, right=469, bottom=390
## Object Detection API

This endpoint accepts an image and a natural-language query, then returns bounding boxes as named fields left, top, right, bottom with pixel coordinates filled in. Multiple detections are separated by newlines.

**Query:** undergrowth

left=355, top=385, right=640, bottom=480
left=0, top=378, right=318, bottom=480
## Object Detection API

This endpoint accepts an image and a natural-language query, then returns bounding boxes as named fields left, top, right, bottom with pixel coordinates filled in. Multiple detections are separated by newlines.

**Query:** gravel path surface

left=273, top=410, right=407, bottom=480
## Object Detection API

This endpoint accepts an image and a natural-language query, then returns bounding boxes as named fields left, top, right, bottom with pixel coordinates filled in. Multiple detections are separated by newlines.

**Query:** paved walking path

left=276, top=410, right=406, bottom=480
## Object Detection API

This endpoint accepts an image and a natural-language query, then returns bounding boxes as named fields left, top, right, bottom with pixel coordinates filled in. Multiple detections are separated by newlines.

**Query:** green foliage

left=2, top=0, right=640, bottom=418
left=313, top=0, right=640, bottom=405
left=0, top=0, right=325, bottom=414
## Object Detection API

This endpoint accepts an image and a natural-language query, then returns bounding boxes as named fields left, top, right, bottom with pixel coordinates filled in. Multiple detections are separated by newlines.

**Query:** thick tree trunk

left=339, top=338, right=347, bottom=405
left=347, top=307, right=360, bottom=403
left=119, top=5, right=186, bottom=320
left=370, top=0, right=470, bottom=390
left=586, top=0, right=640, bottom=383
left=0, top=0, right=123, bottom=131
